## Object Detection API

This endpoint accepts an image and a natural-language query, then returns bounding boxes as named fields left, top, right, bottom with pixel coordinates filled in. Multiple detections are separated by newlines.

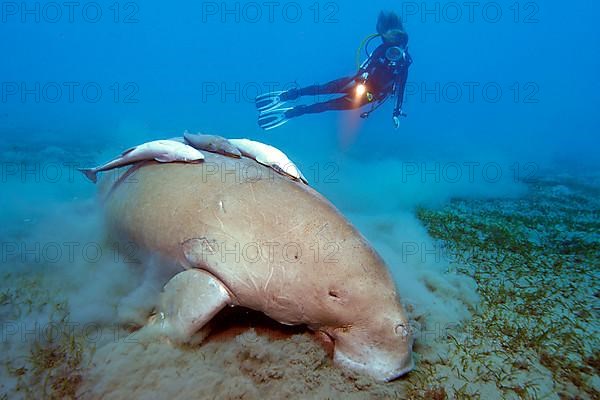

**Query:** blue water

left=2, top=0, right=598, bottom=170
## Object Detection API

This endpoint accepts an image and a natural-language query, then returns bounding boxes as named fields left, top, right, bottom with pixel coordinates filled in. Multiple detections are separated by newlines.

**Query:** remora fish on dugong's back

left=102, top=152, right=413, bottom=381
left=79, top=139, right=204, bottom=183
left=228, top=138, right=308, bottom=184
left=183, top=131, right=242, bottom=158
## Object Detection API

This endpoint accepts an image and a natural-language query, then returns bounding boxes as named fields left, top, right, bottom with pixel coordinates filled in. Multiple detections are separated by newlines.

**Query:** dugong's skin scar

left=212, top=210, right=225, bottom=231
left=264, top=264, right=275, bottom=294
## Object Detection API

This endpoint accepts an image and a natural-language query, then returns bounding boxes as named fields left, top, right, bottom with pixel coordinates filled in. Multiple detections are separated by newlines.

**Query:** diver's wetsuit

left=284, top=43, right=412, bottom=118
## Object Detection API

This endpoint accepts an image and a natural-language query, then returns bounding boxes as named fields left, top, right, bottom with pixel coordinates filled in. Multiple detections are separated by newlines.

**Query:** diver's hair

left=376, top=11, right=408, bottom=45
left=376, top=11, right=403, bottom=35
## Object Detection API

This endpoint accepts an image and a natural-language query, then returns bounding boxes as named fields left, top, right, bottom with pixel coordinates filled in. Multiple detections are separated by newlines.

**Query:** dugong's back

left=103, top=153, right=394, bottom=323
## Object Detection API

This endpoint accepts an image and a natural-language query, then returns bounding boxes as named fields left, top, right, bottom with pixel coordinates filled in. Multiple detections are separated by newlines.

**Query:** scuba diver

left=256, top=11, right=412, bottom=131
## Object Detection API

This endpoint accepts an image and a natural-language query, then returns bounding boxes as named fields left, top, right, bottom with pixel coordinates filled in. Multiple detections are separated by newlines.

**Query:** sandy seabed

left=0, top=145, right=598, bottom=399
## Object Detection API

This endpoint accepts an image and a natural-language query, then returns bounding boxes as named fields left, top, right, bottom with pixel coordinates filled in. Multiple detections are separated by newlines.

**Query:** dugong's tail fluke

left=78, top=168, right=98, bottom=184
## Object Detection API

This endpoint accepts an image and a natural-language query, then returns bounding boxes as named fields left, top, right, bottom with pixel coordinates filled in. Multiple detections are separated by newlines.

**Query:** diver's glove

left=392, top=109, right=407, bottom=129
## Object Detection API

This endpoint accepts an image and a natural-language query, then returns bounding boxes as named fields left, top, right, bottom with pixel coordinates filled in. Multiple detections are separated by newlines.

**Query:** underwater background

left=1, top=0, right=599, bottom=398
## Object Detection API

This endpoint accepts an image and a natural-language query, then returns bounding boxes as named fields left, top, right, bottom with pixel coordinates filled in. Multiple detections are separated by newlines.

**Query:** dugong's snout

left=331, top=316, right=414, bottom=382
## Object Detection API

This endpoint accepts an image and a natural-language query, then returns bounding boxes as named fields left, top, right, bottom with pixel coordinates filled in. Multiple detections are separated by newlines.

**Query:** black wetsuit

left=284, top=43, right=412, bottom=119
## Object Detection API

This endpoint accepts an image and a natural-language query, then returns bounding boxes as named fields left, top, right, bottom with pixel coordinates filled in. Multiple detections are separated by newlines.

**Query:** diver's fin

left=78, top=168, right=98, bottom=184
left=255, top=91, right=286, bottom=112
left=258, top=107, right=293, bottom=131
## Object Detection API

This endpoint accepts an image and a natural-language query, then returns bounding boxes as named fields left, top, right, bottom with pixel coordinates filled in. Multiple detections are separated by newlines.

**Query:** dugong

left=102, top=152, right=413, bottom=381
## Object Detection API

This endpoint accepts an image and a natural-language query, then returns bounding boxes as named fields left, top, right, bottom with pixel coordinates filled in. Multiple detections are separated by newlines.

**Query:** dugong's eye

left=395, top=324, right=409, bottom=337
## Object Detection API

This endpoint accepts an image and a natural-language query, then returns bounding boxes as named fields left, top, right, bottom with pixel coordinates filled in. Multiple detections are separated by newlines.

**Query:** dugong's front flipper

left=150, top=269, right=232, bottom=344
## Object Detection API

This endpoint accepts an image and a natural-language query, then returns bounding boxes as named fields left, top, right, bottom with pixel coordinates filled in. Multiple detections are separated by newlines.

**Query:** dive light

left=356, top=84, right=367, bottom=97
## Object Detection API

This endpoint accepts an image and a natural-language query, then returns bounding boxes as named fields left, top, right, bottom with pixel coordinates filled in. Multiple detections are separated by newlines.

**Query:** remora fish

left=79, top=140, right=204, bottom=183
left=183, top=131, right=242, bottom=158
left=229, top=138, right=308, bottom=184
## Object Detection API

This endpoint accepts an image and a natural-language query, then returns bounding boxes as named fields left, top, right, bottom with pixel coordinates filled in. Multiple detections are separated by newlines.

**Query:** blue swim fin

left=258, top=107, right=293, bottom=131
left=255, top=91, right=286, bottom=112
